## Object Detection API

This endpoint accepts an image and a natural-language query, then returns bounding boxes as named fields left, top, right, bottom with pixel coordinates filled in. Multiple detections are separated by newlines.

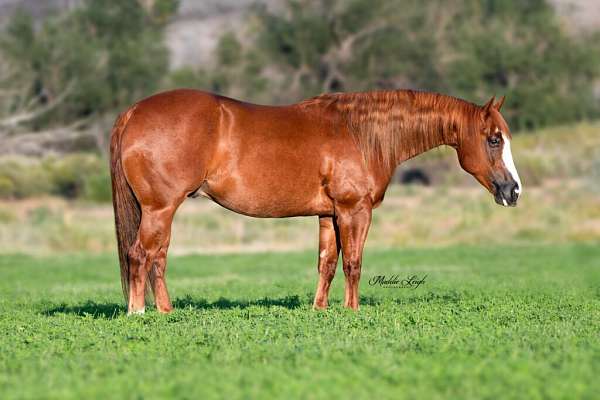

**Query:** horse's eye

left=487, top=136, right=501, bottom=147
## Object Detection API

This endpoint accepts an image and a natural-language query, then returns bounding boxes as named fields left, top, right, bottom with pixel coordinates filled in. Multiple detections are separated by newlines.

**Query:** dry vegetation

left=1, top=122, right=598, bottom=255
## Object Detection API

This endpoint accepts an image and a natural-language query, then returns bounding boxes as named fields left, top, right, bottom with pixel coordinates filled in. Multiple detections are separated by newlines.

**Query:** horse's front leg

left=313, top=216, right=341, bottom=309
left=335, top=198, right=372, bottom=310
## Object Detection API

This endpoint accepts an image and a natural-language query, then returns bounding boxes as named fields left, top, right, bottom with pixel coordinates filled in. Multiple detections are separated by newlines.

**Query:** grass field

left=1, top=245, right=598, bottom=399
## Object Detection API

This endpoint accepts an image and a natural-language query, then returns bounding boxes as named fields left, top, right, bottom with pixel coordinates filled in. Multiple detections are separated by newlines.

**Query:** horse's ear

left=483, top=96, right=495, bottom=112
left=481, top=96, right=495, bottom=118
left=494, top=95, right=506, bottom=111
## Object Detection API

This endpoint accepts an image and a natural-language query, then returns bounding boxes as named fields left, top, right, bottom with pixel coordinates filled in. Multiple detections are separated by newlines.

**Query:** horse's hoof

left=127, top=307, right=145, bottom=316
left=312, top=301, right=328, bottom=310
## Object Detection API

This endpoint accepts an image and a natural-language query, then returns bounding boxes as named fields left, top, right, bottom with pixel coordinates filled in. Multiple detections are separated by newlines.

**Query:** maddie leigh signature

left=368, top=275, right=427, bottom=289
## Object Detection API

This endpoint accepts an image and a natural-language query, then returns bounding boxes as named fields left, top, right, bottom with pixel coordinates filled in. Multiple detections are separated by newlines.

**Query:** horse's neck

left=379, top=106, right=462, bottom=178
left=393, top=112, right=458, bottom=163
left=320, top=90, right=475, bottom=179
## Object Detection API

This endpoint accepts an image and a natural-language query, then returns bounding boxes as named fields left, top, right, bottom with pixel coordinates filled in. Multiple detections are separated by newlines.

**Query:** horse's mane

left=300, top=90, right=482, bottom=169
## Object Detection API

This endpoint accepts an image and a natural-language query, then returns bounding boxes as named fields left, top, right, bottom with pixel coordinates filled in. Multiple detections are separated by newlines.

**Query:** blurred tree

left=168, top=31, right=267, bottom=100
left=1, top=0, right=598, bottom=140
left=0, top=0, right=177, bottom=151
left=205, top=0, right=453, bottom=103
left=207, top=0, right=600, bottom=130
left=444, top=0, right=600, bottom=130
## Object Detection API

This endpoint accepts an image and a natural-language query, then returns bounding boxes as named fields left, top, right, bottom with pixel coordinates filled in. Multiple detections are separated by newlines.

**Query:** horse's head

left=457, top=96, right=522, bottom=207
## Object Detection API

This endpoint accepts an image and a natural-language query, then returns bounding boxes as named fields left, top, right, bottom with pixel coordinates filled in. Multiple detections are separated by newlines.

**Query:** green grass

left=0, top=245, right=599, bottom=399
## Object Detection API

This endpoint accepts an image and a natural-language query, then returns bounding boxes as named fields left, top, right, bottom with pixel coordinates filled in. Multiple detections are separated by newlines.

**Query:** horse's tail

left=110, top=106, right=140, bottom=304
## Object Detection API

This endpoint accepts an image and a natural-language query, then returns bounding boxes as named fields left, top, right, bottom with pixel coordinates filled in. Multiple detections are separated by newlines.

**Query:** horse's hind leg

left=313, top=216, right=341, bottom=309
left=127, top=205, right=178, bottom=314
left=148, top=221, right=175, bottom=313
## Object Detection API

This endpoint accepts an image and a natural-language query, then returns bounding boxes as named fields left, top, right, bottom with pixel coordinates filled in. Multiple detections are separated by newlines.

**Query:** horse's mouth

left=494, top=194, right=517, bottom=207
left=492, top=180, right=519, bottom=207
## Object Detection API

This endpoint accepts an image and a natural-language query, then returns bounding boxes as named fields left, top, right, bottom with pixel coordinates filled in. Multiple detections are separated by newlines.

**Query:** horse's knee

left=318, top=247, right=338, bottom=267
left=151, top=249, right=168, bottom=278
left=319, top=261, right=336, bottom=280
left=343, top=260, right=361, bottom=280
left=128, top=236, right=163, bottom=277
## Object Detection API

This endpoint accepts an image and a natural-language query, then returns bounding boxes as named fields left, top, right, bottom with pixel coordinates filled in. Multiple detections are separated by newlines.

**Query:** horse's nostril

left=511, top=184, right=519, bottom=201
left=493, top=181, right=500, bottom=194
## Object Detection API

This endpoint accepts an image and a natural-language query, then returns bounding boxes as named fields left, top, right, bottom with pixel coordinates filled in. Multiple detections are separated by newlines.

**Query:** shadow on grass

left=42, top=295, right=303, bottom=319
left=40, top=292, right=464, bottom=319
left=358, top=295, right=384, bottom=306
left=42, top=292, right=460, bottom=318
left=355, top=291, right=463, bottom=307
left=173, top=294, right=303, bottom=310
left=43, top=301, right=124, bottom=319
left=395, top=290, right=463, bottom=305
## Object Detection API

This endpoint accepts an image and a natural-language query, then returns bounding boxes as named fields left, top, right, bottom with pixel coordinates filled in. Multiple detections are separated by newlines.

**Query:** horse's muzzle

left=493, top=180, right=519, bottom=207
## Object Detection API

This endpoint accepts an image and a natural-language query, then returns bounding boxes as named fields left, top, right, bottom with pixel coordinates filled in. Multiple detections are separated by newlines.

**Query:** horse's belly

left=200, top=168, right=332, bottom=218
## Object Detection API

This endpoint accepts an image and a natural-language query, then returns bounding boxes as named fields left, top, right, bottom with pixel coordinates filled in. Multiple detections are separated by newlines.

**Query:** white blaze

left=501, top=133, right=522, bottom=196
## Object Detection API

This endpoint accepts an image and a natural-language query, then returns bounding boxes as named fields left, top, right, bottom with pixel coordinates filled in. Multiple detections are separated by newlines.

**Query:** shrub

left=0, top=154, right=112, bottom=202
left=0, top=159, right=52, bottom=199
left=0, top=176, right=15, bottom=199
left=83, top=170, right=112, bottom=203
left=45, top=155, right=108, bottom=200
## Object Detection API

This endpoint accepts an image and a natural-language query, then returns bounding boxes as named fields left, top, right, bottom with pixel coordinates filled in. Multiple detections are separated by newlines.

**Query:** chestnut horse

left=110, top=89, right=521, bottom=314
